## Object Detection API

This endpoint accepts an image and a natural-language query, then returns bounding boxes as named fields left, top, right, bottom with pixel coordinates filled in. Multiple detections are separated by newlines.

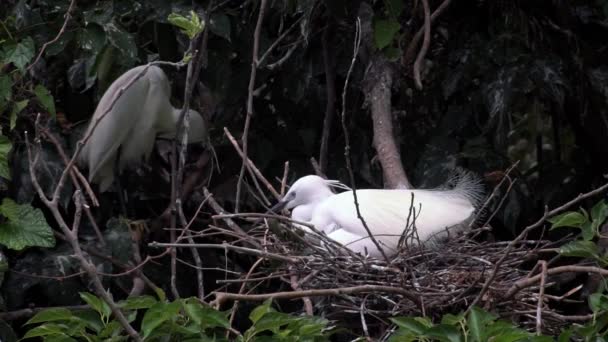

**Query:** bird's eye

left=288, top=191, right=296, bottom=200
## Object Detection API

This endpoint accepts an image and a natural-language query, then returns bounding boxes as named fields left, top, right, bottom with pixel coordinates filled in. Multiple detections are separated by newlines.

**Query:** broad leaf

left=559, top=240, right=600, bottom=259
left=548, top=211, right=586, bottom=230
left=5, top=37, right=34, bottom=71
left=0, top=135, right=12, bottom=179
left=374, top=19, right=400, bottom=50
left=141, top=301, right=180, bottom=338
left=0, top=198, right=55, bottom=250
left=249, top=299, right=273, bottom=324
left=389, top=317, right=430, bottom=335
left=104, top=22, right=137, bottom=65
left=25, top=308, right=74, bottom=325
left=0, top=75, right=12, bottom=113
left=209, top=13, right=231, bottom=42
left=34, top=84, right=56, bottom=118
left=182, top=297, right=230, bottom=329
left=119, top=295, right=157, bottom=310
left=10, top=99, right=28, bottom=130
left=80, top=292, right=111, bottom=320
left=467, top=306, right=496, bottom=342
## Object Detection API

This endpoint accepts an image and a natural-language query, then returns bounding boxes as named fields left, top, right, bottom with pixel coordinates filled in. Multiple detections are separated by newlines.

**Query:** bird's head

left=187, top=109, right=207, bottom=143
left=270, top=175, right=351, bottom=212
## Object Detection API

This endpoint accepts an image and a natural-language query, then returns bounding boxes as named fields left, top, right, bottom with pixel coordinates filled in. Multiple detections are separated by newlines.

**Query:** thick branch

left=364, top=55, right=411, bottom=189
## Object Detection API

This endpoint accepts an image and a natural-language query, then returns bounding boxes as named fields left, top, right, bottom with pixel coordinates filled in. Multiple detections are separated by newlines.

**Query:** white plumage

left=272, top=174, right=483, bottom=258
left=78, top=65, right=207, bottom=192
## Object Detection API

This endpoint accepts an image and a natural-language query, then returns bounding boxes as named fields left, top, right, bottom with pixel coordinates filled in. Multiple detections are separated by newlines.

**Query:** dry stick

left=235, top=0, right=268, bottom=212
left=212, top=284, right=422, bottom=309
left=257, top=16, right=303, bottom=66
left=341, top=18, right=390, bottom=264
left=149, top=242, right=297, bottom=263
left=468, top=179, right=608, bottom=311
left=310, top=157, right=326, bottom=178
left=402, top=0, right=452, bottom=65
left=319, top=26, right=336, bottom=173
left=290, top=268, right=314, bottom=315
left=25, top=134, right=142, bottom=342
left=280, top=161, right=289, bottom=196
left=170, top=5, right=212, bottom=300
left=203, top=187, right=263, bottom=249
left=536, top=261, right=547, bottom=335
left=27, top=0, right=77, bottom=72
left=227, top=257, right=265, bottom=337
left=413, top=0, right=431, bottom=90
left=37, top=127, right=104, bottom=244
left=225, top=128, right=281, bottom=200
left=506, top=265, right=608, bottom=299
left=0, top=305, right=89, bottom=321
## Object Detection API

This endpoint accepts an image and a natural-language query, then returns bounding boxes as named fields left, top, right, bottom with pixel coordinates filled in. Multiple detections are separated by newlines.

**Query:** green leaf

left=0, top=75, right=12, bottom=112
left=0, top=198, right=55, bottom=250
left=5, top=37, right=34, bottom=71
left=119, top=295, right=157, bottom=310
left=0, top=134, right=12, bottom=179
left=168, top=11, right=205, bottom=40
left=79, top=292, right=111, bottom=320
left=33, top=84, right=56, bottom=118
left=424, top=324, right=462, bottom=342
left=441, top=313, right=464, bottom=326
left=374, top=19, right=400, bottom=50
left=385, top=0, right=404, bottom=16
left=389, top=317, right=430, bottom=335
left=559, top=240, right=600, bottom=259
left=182, top=297, right=230, bottom=329
left=209, top=14, right=231, bottom=42
left=21, top=323, right=69, bottom=339
left=79, top=25, right=107, bottom=53
left=589, top=293, right=608, bottom=313
left=548, top=211, right=587, bottom=230
left=591, top=200, right=608, bottom=237
left=249, top=299, right=274, bottom=324
left=10, top=99, right=28, bottom=130
left=467, top=306, right=496, bottom=342
left=141, top=301, right=180, bottom=338
left=104, top=22, right=138, bottom=65
left=25, top=308, right=74, bottom=325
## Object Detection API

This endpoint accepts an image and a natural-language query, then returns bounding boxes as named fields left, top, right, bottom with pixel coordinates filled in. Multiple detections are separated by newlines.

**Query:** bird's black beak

left=268, top=200, right=288, bottom=214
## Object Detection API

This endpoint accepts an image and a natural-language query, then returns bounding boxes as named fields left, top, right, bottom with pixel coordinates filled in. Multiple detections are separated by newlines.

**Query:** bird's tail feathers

left=438, top=168, right=485, bottom=208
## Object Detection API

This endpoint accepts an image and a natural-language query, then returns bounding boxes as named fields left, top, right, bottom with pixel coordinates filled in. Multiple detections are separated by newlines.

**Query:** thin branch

left=413, top=0, right=431, bottom=90
left=319, top=25, right=336, bottom=174
left=235, top=0, right=268, bottom=212
left=402, top=0, right=452, bottom=65
left=212, top=284, right=422, bottom=309
left=27, top=0, right=77, bottom=72
left=536, top=261, right=547, bottom=335
left=469, top=179, right=608, bottom=311
left=148, top=242, right=298, bottom=263
left=341, top=18, right=390, bottom=263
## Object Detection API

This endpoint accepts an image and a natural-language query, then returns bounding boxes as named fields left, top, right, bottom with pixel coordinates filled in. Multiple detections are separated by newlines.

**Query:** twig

left=319, top=25, right=336, bottom=173
left=469, top=180, right=608, bottom=311
left=506, top=265, right=608, bottom=299
left=536, top=261, right=547, bottom=335
left=0, top=305, right=89, bottom=321
left=27, top=0, right=77, bottom=72
left=235, top=0, right=268, bottom=212
left=280, top=161, right=289, bottom=195
left=341, top=18, right=390, bottom=263
left=402, top=0, right=452, bottom=65
left=202, top=187, right=263, bottom=249
left=212, top=284, right=422, bottom=309
left=25, top=129, right=142, bottom=341
left=149, top=242, right=298, bottom=263
left=225, top=128, right=281, bottom=200
left=227, top=258, right=265, bottom=335
left=413, top=0, right=431, bottom=90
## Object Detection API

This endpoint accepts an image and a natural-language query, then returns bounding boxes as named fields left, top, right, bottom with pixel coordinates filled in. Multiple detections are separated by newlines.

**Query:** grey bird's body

left=79, top=65, right=206, bottom=192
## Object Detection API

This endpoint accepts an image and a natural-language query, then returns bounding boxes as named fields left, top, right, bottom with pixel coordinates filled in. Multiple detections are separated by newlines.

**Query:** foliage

left=168, top=11, right=205, bottom=40
left=548, top=200, right=608, bottom=265
left=22, top=295, right=334, bottom=341
left=0, top=198, right=55, bottom=250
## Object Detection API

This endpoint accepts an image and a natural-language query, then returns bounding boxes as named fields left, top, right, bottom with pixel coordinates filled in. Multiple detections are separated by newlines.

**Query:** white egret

left=271, top=174, right=483, bottom=258
left=78, top=65, right=207, bottom=192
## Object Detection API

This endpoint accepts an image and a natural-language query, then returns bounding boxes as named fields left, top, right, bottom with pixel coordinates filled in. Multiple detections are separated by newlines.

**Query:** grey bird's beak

left=268, top=200, right=288, bottom=213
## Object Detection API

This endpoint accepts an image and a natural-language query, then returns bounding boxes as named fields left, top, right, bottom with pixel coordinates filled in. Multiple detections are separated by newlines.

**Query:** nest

left=240, top=223, right=570, bottom=336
